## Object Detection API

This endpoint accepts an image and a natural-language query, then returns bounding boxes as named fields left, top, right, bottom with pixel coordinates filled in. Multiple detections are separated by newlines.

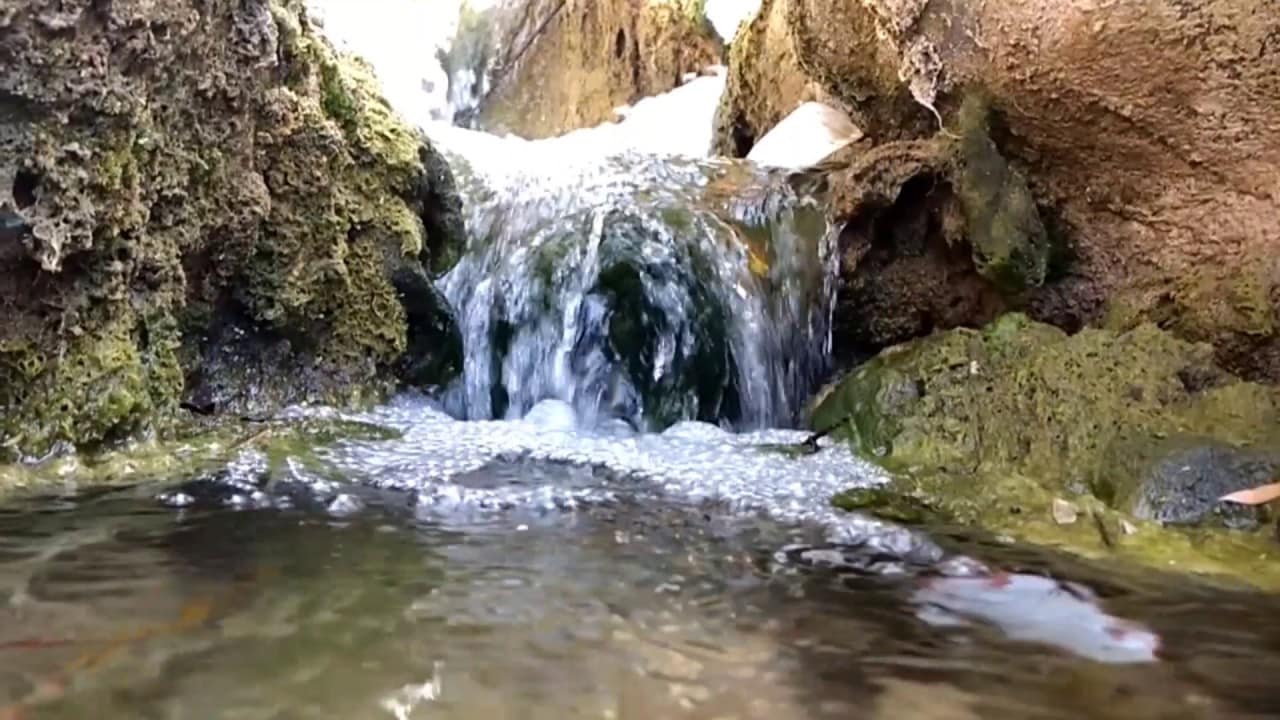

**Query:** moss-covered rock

left=0, top=0, right=466, bottom=461
left=953, top=97, right=1049, bottom=292
left=811, top=314, right=1280, bottom=586
left=0, top=410, right=403, bottom=501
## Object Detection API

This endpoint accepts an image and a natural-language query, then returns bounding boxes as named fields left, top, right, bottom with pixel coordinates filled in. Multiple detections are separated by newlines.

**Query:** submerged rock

left=0, top=0, right=465, bottom=460
left=811, top=314, right=1280, bottom=585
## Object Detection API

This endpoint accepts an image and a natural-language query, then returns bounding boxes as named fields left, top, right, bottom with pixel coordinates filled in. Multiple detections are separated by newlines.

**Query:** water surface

left=3, top=408, right=1280, bottom=720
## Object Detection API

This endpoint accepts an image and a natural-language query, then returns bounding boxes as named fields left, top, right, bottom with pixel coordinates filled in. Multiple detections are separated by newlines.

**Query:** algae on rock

left=0, top=0, right=465, bottom=461
left=811, top=314, right=1280, bottom=586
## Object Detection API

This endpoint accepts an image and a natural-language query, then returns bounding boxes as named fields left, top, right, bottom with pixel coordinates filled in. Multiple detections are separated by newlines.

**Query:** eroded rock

left=0, top=0, right=465, bottom=458
left=811, top=314, right=1280, bottom=584
left=719, top=0, right=1280, bottom=381
left=465, top=0, right=723, bottom=139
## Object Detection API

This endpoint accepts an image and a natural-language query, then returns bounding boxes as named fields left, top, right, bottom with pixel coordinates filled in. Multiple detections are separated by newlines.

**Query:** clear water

left=3, top=420, right=1280, bottom=719
left=7, top=8, right=1280, bottom=719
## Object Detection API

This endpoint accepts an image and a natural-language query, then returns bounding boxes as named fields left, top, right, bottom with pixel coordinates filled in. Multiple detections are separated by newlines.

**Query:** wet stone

left=1130, top=443, right=1280, bottom=530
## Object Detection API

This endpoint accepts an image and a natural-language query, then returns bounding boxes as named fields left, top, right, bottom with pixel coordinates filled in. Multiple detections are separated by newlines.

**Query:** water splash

left=306, top=0, right=460, bottom=122
left=432, top=129, right=836, bottom=430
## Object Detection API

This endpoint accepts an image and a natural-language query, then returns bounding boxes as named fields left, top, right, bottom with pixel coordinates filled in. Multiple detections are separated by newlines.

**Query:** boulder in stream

left=810, top=314, right=1280, bottom=586
left=0, top=0, right=466, bottom=460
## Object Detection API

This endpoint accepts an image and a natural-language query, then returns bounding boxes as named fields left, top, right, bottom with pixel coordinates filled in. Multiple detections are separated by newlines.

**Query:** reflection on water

left=2, top=466, right=1280, bottom=720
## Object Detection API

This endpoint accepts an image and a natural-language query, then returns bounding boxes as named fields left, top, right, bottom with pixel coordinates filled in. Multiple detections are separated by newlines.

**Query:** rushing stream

left=434, top=130, right=834, bottom=429
left=4, top=6, right=1280, bottom=719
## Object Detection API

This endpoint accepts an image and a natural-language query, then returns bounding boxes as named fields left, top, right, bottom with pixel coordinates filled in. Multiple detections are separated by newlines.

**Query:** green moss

left=319, top=52, right=423, bottom=186
left=0, top=412, right=403, bottom=501
left=952, top=95, right=1050, bottom=291
left=811, top=313, right=1280, bottom=587
left=326, top=237, right=408, bottom=364
left=840, top=469, right=1280, bottom=588
left=2, top=0, right=465, bottom=462
left=832, top=485, right=941, bottom=524
left=96, top=137, right=140, bottom=191
left=226, top=41, right=443, bottom=400
left=318, top=58, right=359, bottom=130
left=0, top=313, right=157, bottom=458
left=0, top=341, right=47, bottom=383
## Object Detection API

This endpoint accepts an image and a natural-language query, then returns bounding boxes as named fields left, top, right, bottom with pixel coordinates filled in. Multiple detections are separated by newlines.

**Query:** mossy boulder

left=0, top=0, right=466, bottom=461
left=811, top=314, right=1280, bottom=586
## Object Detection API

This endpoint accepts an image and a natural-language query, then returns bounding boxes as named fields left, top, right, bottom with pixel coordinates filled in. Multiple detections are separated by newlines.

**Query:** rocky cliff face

left=467, top=0, right=724, bottom=139
left=716, top=0, right=1280, bottom=381
left=710, top=0, right=822, bottom=157
left=0, top=0, right=464, bottom=459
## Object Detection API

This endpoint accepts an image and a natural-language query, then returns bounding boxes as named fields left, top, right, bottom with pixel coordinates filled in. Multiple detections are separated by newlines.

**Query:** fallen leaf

left=1052, top=498, right=1079, bottom=525
left=1119, top=519, right=1138, bottom=536
left=1219, top=482, right=1280, bottom=506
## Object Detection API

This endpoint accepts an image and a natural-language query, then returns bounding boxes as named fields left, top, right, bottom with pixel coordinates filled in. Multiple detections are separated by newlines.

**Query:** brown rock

left=822, top=139, right=1007, bottom=354
left=478, top=0, right=723, bottom=139
left=720, top=0, right=1280, bottom=381
left=711, top=0, right=825, bottom=156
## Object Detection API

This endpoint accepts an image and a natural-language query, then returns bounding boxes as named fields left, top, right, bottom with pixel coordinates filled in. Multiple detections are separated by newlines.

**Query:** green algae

left=319, top=59, right=360, bottom=131
left=812, top=313, right=1280, bottom=587
left=0, top=412, right=402, bottom=502
left=952, top=95, right=1050, bottom=292
left=1, top=0, right=466, bottom=463
left=0, top=312, right=170, bottom=460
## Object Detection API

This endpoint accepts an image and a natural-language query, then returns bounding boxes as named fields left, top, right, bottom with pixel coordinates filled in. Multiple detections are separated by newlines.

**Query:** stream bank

left=1, top=0, right=466, bottom=461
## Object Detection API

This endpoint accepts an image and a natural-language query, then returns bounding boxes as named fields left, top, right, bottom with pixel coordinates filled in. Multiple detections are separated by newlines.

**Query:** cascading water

left=433, top=127, right=838, bottom=430
left=0, top=9, right=1209, bottom=718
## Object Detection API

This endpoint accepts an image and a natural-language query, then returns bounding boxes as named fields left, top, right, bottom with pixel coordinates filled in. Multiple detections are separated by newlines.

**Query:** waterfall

left=304, top=0, right=839, bottom=431
left=431, top=125, right=838, bottom=431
